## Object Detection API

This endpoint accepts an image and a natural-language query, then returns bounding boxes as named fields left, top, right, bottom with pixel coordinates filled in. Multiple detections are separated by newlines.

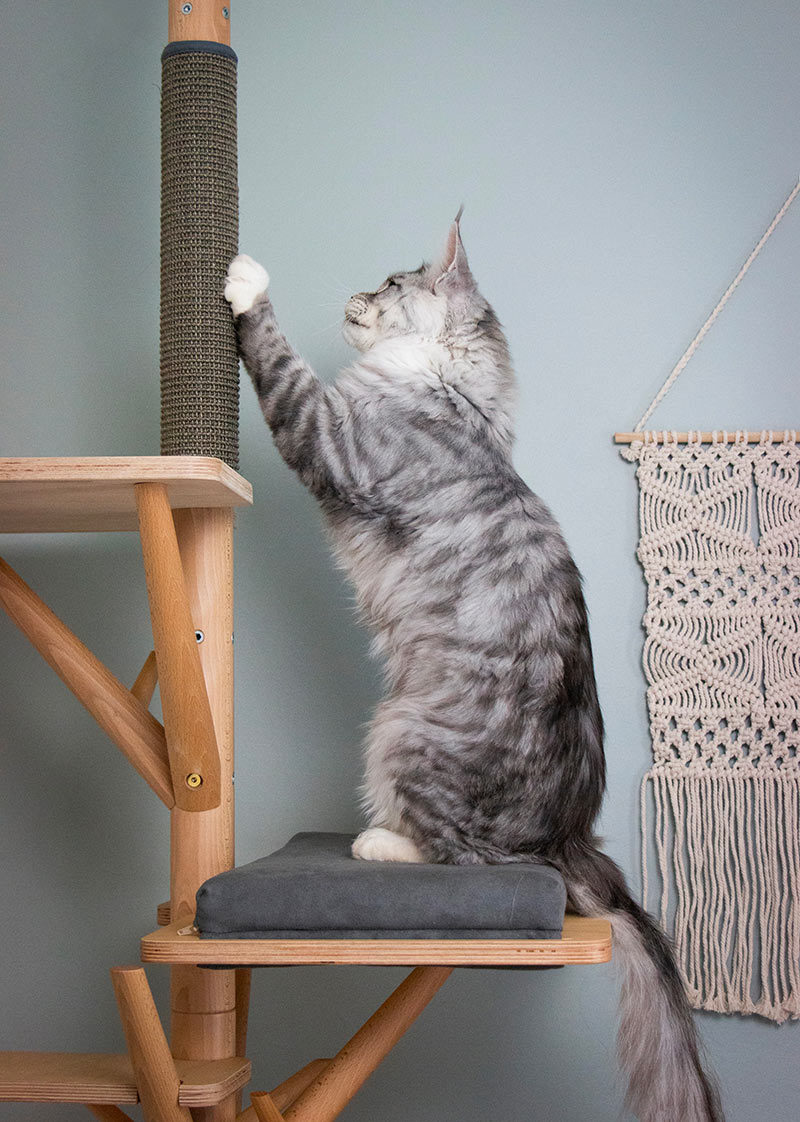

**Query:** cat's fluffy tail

left=551, top=842, right=724, bottom=1122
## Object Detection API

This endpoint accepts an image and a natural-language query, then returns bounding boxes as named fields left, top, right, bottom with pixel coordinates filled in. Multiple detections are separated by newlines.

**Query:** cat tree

left=0, top=3, right=610, bottom=1119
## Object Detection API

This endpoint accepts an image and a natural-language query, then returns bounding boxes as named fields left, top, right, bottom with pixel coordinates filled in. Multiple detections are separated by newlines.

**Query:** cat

left=224, top=214, right=723, bottom=1122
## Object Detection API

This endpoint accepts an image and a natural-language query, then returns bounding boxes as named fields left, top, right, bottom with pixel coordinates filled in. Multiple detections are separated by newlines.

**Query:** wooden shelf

left=141, top=914, right=612, bottom=967
left=0, top=457, right=252, bottom=532
left=0, top=1051, right=251, bottom=1105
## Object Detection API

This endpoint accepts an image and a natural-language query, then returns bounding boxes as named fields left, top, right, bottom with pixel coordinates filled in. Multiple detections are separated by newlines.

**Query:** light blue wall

left=2, top=2, right=799, bottom=1119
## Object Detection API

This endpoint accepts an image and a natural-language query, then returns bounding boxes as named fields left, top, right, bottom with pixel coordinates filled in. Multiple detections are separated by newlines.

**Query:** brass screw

left=186, top=773, right=203, bottom=789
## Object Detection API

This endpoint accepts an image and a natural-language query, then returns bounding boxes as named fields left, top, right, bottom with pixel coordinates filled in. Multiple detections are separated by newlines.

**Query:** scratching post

left=160, top=5, right=239, bottom=1118
left=160, top=5, right=239, bottom=468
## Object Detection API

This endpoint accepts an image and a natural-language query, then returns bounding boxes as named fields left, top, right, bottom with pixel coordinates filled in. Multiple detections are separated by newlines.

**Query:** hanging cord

left=634, top=179, right=800, bottom=432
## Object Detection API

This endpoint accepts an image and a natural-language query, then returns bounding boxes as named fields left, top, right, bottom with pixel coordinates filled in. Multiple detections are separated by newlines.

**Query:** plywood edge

left=0, top=1052, right=250, bottom=1107
left=141, top=917, right=612, bottom=967
left=0, top=456, right=252, bottom=506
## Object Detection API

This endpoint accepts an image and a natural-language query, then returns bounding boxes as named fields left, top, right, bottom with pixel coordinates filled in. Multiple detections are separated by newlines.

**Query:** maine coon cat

left=224, top=216, right=723, bottom=1122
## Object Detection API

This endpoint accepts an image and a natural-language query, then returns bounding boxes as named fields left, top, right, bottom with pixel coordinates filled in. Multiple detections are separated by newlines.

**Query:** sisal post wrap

left=160, top=41, right=239, bottom=468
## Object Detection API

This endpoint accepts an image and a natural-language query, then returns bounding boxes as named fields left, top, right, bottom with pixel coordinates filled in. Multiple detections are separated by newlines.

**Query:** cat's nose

left=345, top=294, right=370, bottom=323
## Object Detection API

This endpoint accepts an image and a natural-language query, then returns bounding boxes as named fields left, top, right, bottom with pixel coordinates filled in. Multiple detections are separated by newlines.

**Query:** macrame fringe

left=642, top=768, right=800, bottom=1022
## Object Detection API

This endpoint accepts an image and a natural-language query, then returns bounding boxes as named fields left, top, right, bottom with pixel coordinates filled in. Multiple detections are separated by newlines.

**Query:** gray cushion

left=195, top=832, right=566, bottom=939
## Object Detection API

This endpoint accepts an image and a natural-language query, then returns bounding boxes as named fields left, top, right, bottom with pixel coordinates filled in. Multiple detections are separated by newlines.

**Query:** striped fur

left=225, top=220, right=723, bottom=1121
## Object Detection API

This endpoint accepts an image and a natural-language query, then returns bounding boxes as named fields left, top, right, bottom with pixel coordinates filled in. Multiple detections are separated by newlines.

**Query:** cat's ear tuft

left=432, top=206, right=475, bottom=293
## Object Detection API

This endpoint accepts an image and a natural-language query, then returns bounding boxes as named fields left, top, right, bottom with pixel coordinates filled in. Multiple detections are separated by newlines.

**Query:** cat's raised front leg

left=352, top=827, right=425, bottom=863
left=224, top=253, right=270, bottom=316
left=225, top=254, right=352, bottom=503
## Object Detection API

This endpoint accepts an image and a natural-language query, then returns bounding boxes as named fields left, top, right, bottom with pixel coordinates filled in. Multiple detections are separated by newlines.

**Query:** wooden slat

left=0, top=555, right=174, bottom=807
left=142, top=915, right=612, bottom=967
left=0, top=457, right=251, bottom=533
left=0, top=1052, right=250, bottom=1106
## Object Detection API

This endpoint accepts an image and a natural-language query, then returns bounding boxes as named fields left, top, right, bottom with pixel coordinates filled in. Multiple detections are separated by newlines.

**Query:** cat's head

left=342, top=211, right=487, bottom=354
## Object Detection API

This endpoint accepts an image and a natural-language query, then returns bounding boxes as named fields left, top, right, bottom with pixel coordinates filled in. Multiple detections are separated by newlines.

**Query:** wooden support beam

left=111, top=966, right=192, bottom=1122
left=0, top=555, right=174, bottom=806
left=283, top=968, right=453, bottom=1122
left=136, top=484, right=221, bottom=812
left=132, top=651, right=159, bottom=707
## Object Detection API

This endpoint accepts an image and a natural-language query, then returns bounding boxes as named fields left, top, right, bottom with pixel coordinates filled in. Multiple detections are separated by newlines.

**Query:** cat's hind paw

left=224, top=254, right=270, bottom=316
left=351, top=827, right=425, bottom=863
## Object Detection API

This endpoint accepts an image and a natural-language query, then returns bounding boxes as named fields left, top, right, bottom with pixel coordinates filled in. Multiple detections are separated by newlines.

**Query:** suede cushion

left=195, top=832, right=566, bottom=939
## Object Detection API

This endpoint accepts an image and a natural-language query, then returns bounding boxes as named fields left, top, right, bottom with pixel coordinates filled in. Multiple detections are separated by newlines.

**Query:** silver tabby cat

left=224, top=216, right=723, bottom=1122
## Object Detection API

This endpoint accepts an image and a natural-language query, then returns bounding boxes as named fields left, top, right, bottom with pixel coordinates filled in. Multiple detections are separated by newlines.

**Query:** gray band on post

left=160, top=45, right=239, bottom=468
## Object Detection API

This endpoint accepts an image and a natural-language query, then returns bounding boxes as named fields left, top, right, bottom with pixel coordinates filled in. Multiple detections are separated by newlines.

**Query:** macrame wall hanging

left=615, top=180, right=800, bottom=1024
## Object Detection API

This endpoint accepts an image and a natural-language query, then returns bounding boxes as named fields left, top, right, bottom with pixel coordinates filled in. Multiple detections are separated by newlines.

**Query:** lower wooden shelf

left=141, top=914, right=612, bottom=967
left=0, top=1051, right=251, bottom=1106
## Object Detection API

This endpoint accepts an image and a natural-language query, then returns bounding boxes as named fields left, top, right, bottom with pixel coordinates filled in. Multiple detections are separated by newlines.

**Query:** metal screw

left=195, top=629, right=204, bottom=643
left=186, top=773, right=203, bottom=789
left=182, top=3, right=192, bottom=14
left=222, top=5, right=230, bottom=18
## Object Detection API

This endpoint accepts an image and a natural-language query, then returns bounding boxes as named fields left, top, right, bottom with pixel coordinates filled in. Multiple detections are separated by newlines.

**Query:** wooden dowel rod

left=136, top=484, right=221, bottom=812
left=168, top=0, right=231, bottom=44
left=614, top=430, right=799, bottom=445
left=271, top=1059, right=332, bottom=1112
left=87, top=1107, right=137, bottom=1122
left=111, top=966, right=193, bottom=1122
left=250, top=1093, right=284, bottom=1122
left=132, top=651, right=159, bottom=707
left=283, top=967, right=452, bottom=1122
left=0, top=555, right=174, bottom=807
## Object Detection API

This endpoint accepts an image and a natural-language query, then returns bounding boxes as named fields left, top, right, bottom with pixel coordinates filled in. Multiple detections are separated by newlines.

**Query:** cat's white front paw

left=224, top=253, right=270, bottom=316
left=352, top=827, right=424, bottom=863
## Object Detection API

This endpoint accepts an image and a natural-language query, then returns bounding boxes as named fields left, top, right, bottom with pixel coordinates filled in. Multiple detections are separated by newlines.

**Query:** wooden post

left=168, top=0, right=231, bottom=45
left=170, top=507, right=237, bottom=1122
left=111, top=967, right=193, bottom=1122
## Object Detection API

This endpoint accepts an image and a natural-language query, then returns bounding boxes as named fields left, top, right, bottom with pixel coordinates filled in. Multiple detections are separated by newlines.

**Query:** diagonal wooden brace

left=132, top=651, right=159, bottom=707
left=282, top=966, right=453, bottom=1122
left=135, top=484, right=221, bottom=811
left=239, top=1060, right=332, bottom=1121
left=111, top=966, right=192, bottom=1122
left=0, top=555, right=174, bottom=806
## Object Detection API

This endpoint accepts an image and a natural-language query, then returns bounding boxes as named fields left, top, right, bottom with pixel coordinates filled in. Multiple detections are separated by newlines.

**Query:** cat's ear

left=432, top=207, right=475, bottom=293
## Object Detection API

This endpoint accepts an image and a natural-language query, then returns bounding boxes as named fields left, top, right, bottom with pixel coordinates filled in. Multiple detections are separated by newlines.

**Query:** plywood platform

left=0, top=1051, right=251, bottom=1105
left=0, top=457, right=252, bottom=532
left=141, top=914, right=612, bottom=967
